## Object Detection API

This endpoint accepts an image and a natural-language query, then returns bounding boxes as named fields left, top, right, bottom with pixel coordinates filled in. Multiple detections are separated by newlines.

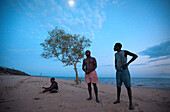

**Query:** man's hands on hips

left=121, top=63, right=129, bottom=70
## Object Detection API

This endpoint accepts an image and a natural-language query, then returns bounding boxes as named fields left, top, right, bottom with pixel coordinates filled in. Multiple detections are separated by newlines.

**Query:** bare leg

left=93, top=83, right=100, bottom=103
left=87, top=83, right=92, bottom=100
left=114, top=87, right=121, bottom=104
left=126, top=87, right=134, bottom=110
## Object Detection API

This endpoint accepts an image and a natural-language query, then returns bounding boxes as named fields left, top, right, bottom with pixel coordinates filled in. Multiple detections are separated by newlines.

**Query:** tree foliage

left=40, top=27, right=92, bottom=84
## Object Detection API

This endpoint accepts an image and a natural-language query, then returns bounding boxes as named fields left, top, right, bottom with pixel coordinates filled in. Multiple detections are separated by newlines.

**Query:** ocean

left=37, top=76, right=170, bottom=90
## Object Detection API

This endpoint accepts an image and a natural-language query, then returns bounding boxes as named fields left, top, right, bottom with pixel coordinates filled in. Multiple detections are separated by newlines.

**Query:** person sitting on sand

left=42, top=77, right=58, bottom=93
left=113, top=43, right=138, bottom=110
left=82, top=50, right=100, bottom=103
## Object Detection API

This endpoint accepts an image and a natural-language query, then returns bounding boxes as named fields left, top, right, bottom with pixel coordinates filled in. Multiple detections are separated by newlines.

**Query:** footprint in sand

left=139, top=110, right=144, bottom=112
left=134, top=103, right=139, bottom=106
left=100, top=91, right=105, bottom=94
left=59, top=105, right=65, bottom=108
left=70, top=84, right=75, bottom=86
left=162, top=97, right=168, bottom=101
left=33, top=98, right=40, bottom=100
left=5, top=107, right=11, bottom=109
left=0, top=100, right=15, bottom=104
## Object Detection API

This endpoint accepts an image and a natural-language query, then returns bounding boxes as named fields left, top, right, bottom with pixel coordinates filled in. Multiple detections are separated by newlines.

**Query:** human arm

left=82, top=59, right=86, bottom=72
left=55, top=82, right=59, bottom=90
left=42, top=86, right=50, bottom=89
left=121, top=50, right=138, bottom=69
left=43, top=83, right=55, bottom=91
left=48, top=83, right=55, bottom=91
left=115, top=54, right=117, bottom=70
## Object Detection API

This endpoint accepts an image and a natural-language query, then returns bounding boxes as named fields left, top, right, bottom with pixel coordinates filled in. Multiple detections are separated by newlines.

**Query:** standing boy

left=114, top=43, right=138, bottom=110
left=82, top=50, right=100, bottom=103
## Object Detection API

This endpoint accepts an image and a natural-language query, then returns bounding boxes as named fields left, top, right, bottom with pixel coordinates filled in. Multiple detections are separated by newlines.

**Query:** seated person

left=42, top=77, right=59, bottom=93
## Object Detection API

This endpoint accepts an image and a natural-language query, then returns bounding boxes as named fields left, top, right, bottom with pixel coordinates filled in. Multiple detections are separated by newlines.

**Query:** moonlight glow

left=68, top=0, right=75, bottom=7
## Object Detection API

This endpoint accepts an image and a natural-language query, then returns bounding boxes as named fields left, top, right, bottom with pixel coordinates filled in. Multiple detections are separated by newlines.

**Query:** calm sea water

left=35, top=75, right=170, bottom=90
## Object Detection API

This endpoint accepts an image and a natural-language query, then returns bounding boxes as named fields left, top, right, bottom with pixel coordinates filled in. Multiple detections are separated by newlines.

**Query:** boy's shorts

left=116, top=68, right=131, bottom=87
left=85, top=70, right=99, bottom=83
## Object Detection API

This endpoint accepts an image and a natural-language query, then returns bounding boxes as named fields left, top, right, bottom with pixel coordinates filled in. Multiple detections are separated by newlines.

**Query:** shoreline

left=31, top=75, right=170, bottom=90
left=0, top=74, right=170, bottom=112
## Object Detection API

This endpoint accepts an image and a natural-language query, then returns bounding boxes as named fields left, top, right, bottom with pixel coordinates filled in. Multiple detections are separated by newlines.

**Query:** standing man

left=113, top=43, right=138, bottom=110
left=82, top=50, right=100, bottom=103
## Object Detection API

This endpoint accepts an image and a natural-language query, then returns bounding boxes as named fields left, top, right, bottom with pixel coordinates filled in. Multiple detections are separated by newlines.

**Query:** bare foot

left=129, top=104, right=134, bottom=110
left=96, top=98, right=100, bottom=103
left=86, top=97, right=92, bottom=100
left=113, top=100, right=120, bottom=104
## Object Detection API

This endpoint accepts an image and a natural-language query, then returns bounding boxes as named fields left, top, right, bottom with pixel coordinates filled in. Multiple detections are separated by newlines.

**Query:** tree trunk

left=74, top=62, right=79, bottom=84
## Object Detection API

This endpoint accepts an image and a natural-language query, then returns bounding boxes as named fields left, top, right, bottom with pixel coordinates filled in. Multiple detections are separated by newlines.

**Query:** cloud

left=112, top=0, right=126, bottom=7
left=61, top=25, right=71, bottom=32
left=139, top=40, right=170, bottom=59
left=0, top=56, right=10, bottom=61
left=151, top=63, right=170, bottom=67
left=112, top=0, right=119, bottom=5
left=130, top=63, right=146, bottom=66
left=94, top=10, right=106, bottom=29
left=100, top=64, right=113, bottom=67
left=154, top=73, right=170, bottom=78
left=148, top=56, right=170, bottom=62
left=96, top=0, right=109, bottom=8
left=10, top=0, right=107, bottom=39
left=101, top=63, right=147, bottom=67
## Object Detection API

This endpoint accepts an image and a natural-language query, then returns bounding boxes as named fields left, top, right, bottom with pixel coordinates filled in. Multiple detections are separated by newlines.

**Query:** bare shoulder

left=83, top=58, right=87, bottom=62
left=91, top=57, right=96, bottom=60
left=124, top=50, right=137, bottom=56
left=124, top=50, right=129, bottom=53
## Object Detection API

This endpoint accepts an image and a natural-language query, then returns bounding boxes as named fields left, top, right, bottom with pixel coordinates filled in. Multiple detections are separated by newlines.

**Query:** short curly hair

left=51, top=77, right=55, bottom=80
left=115, top=43, right=122, bottom=49
left=85, top=50, right=91, bottom=54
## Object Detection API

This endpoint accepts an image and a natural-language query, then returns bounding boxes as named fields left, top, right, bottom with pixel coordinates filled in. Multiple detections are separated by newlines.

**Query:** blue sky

left=0, top=0, right=170, bottom=78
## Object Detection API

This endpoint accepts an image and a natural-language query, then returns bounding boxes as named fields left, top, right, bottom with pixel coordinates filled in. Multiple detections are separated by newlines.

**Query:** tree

left=40, top=27, right=92, bottom=84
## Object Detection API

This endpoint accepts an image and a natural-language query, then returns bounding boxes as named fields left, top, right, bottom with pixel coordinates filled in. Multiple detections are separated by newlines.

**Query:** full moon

left=68, top=0, right=75, bottom=7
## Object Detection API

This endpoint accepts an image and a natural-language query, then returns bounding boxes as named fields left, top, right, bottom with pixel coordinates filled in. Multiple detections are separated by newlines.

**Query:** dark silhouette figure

left=113, top=43, right=138, bottom=110
left=42, top=77, right=59, bottom=93
left=82, top=50, right=100, bottom=103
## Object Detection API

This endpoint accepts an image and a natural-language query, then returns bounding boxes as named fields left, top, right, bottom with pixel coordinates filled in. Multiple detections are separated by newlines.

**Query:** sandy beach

left=0, top=74, right=170, bottom=112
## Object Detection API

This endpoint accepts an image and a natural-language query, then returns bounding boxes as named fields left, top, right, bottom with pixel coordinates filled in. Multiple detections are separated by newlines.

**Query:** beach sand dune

left=0, top=75, right=169, bottom=112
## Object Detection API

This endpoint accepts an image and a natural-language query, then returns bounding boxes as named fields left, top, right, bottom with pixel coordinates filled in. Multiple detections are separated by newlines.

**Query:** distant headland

left=0, top=66, right=30, bottom=76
